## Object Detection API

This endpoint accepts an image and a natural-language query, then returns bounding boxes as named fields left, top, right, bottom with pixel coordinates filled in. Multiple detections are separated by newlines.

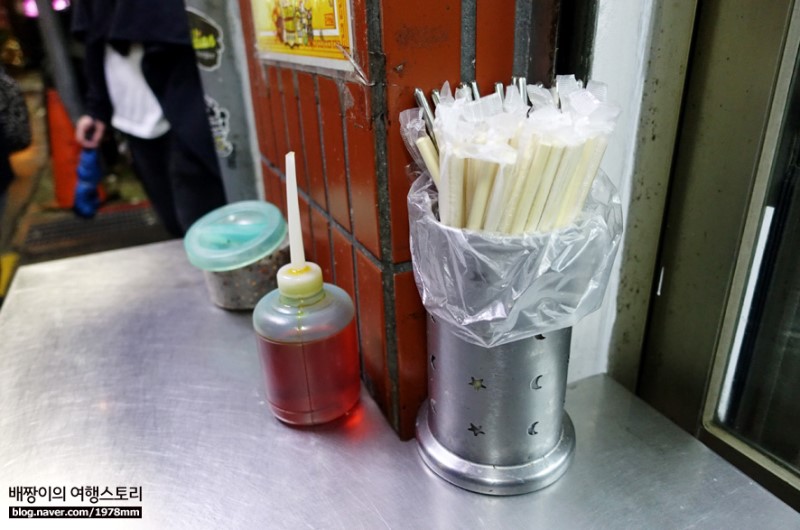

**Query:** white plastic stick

left=466, top=162, right=498, bottom=230
left=553, top=138, right=594, bottom=229
left=482, top=164, right=511, bottom=232
left=564, top=135, right=608, bottom=225
left=538, top=144, right=583, bottom=232
left=511, top=142, right=552, bottom=234
left=415, top=136, right=440, bottom=186
left=285, top=151, right=306, bottom=268
left=438, top=154, right=452, bottom=225
left=525, top=144, right=565, bottom=232
left=553, top=138, right=597, bottom=228
left=498, top=134, right=539, bottom=233
left=465, top=158, right=479, bottom=218
left=439, top=152, right=465, bottom=227
left=449, top=154, right=466, bottom=227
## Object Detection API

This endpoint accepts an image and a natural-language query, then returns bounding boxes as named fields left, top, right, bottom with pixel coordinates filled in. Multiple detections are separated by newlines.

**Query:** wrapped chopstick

left=400, top=75, right=619, bottom=235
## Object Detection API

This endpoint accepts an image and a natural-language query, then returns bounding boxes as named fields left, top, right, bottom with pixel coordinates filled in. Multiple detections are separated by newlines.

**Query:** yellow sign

left=251, top=0, right=353, bottom=71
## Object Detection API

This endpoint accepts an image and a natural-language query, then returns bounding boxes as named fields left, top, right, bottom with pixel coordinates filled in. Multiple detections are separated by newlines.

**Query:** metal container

left=416, top=316, right=575, bottom=495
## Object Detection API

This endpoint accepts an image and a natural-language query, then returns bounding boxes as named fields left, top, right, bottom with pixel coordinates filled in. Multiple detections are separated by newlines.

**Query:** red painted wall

left=238, top=0, right=518, bottom=438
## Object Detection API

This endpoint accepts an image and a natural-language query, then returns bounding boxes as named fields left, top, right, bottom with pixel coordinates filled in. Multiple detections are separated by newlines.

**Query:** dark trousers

left=127, top=131, right=226, bottom=237
left=0, top=148, right=12, bottom=197
left=0, top=150, right=12, bottom=225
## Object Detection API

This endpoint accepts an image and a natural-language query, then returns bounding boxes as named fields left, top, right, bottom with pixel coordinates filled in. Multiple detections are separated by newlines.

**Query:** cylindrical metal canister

left=416, top=315, right=575, bottom=495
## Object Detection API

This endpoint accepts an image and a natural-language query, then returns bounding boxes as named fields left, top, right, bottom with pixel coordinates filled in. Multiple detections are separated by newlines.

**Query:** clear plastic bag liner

left=408, top=170, right=623, bottom=347
left=399, top=108, right=429, bottom=169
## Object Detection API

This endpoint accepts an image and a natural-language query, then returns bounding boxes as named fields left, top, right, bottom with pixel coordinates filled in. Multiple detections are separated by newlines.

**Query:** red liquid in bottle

left=257, top=321, right=359, bottom=425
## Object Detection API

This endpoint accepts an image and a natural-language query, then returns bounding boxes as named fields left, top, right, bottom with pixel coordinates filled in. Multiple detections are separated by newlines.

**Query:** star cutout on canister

left=469, top=377, right=487, bottom=391
left=468, top=423, right=485, bottom=436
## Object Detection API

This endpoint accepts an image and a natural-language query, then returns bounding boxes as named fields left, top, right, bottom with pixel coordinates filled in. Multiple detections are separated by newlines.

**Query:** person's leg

left=0, top=152, right=12, bottom=299
left=0, top=150, right=12, bottom=223
left=141, top=45, right=227, bottom=233
left=0, top=150, right=13, bottom=244
left=125, top=133, right=183, bottom=237
left=0, top=190, right=5, bottom=305
left=0, top=190, right=7, bottom=229
left=166, top=132, right=227, bottom=233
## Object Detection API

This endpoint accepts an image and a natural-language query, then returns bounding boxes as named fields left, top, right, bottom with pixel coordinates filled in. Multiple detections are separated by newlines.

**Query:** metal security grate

left=20, top=205, right=173, bottom=264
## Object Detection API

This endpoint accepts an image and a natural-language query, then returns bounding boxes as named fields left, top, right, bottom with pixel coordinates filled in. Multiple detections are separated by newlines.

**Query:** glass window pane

left=716, top=46, right=800, bottom=473
left=720, top=148, right=800, bottom=471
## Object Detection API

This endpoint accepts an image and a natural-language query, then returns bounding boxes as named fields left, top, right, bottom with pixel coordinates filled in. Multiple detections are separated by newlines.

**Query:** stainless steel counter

left=1, top=241, right=796, bottom=528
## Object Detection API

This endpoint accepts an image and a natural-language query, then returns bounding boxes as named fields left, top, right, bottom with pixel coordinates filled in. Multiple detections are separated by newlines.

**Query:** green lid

left=184, top=201, right=287, bottom=272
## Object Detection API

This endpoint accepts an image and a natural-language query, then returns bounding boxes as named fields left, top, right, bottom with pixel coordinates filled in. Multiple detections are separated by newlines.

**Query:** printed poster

left=250, top=0, right=354, bottom=71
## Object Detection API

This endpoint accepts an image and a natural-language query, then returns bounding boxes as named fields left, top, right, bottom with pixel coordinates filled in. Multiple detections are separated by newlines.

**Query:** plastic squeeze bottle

left=253, top=152, right=360, bottom=425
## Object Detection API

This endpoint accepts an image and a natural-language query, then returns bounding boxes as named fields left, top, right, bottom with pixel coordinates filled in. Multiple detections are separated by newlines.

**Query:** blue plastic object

left=73, top=148, right=102, bottom=219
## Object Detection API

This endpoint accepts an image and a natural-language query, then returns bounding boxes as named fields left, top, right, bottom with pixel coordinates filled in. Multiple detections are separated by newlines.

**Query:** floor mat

left=18, top=204, right=174, bottom=264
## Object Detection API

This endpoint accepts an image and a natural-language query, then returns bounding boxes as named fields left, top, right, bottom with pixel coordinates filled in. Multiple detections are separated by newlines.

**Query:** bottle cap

left=278, top=151, right=323, bottom=298
left=277, top=262, right=323, bottom=298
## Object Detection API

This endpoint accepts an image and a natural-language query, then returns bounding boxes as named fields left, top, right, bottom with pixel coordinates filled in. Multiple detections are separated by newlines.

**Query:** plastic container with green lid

left=184, top=200, right=290, bottom=310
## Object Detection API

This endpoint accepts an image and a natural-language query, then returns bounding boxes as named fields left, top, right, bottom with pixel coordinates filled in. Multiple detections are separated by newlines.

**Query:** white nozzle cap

left=277, top=262, right=323, bottom=298
left=279, top=151, right=323, bottom=298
